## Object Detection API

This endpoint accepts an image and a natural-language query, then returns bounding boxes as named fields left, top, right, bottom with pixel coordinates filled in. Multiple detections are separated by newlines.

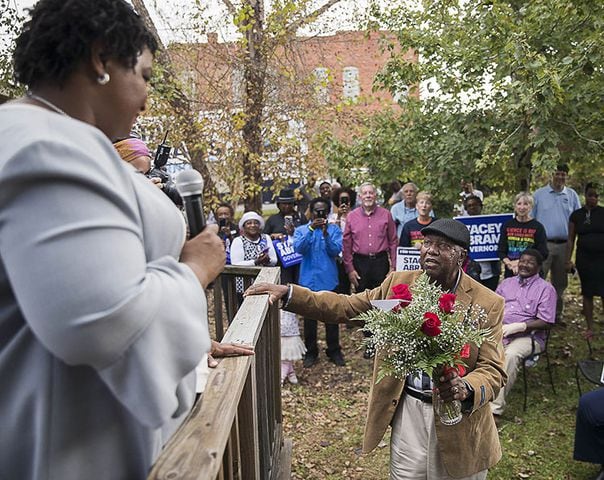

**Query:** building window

left=178, top=69, right=197, bottom=99
left=392, top=82, right=409, bottom=104
left=232, top=67, right=244, bottom=106
left=342, top=66, right=360, bottom=101
left=313, top=67, right=330, bottom=104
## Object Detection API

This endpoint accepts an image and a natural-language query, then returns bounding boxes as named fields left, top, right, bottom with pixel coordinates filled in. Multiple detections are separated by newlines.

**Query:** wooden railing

left=148, top=266, right=291, bottom=480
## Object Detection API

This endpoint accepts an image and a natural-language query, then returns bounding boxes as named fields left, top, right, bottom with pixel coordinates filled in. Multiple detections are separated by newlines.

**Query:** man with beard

left=246, top=219, right=506, bottom=479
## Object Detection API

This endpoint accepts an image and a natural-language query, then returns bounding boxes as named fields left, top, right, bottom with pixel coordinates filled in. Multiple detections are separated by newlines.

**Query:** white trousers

left=490, top=336, right=538, bottom=415
left=390, top=394, right=488, bottom=480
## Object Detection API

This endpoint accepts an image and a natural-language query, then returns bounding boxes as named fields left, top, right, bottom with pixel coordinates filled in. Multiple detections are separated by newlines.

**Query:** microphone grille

left=175, top=169, right=204, bottom=196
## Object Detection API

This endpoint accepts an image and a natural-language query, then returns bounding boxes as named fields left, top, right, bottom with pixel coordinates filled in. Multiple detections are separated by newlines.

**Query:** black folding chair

left=520, top=330, right=555, bottom=411
left=575, top=359, right=604, bottom=396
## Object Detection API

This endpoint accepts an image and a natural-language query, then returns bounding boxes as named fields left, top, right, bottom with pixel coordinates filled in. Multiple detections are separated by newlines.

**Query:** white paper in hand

left=370, top=300, right=403, bottom=312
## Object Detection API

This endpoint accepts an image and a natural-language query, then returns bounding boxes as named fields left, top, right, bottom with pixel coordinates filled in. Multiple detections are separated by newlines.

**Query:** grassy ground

left=281, top=278, right=604, bottom=479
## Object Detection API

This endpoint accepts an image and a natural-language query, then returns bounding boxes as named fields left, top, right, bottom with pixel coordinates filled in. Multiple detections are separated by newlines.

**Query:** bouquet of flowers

left=357, top=272, right=492, bottom=424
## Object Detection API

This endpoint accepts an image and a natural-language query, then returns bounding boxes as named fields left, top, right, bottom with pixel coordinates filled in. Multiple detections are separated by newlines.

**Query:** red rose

left=391, top=283, right=412, bottom=307
left=421, top=312, right=442, bottom=336
left=443, top=364, right=466, bottom=377
left=459, top=343, right=471, bottom=359
left=438, top=293, right=456, bottom=313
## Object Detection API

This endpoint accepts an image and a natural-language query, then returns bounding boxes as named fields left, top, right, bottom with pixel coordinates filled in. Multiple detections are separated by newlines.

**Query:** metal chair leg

left=522, top=362, right=528, bottom=411
left=545, top=352, right=556, bottom=394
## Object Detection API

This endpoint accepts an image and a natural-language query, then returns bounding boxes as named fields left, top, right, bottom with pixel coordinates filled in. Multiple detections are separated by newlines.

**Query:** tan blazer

left=287, top=269, right=506, bottom=478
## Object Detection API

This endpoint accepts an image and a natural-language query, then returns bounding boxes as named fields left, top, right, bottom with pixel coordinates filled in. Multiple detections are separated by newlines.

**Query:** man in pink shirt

left=343, top=182, right=398, bottom=358
left=491, top=249, right=556, bottom=417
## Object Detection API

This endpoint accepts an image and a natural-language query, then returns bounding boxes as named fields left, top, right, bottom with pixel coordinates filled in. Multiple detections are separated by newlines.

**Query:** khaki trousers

left=491, top=336, right=538, bottom=415
left=390, top=394, right=488, bottom=480
left=543, top=241, right=568, bottom=319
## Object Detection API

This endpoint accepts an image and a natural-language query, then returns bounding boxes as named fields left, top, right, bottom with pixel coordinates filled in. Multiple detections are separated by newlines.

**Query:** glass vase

left=433, top=368, right=463, bottom=426
left=433, top=392, right=463, bottom=426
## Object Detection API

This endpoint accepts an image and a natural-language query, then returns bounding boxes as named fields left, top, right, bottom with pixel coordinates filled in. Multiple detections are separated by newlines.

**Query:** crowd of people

left=240, top=169, right=602, bottom=478
left=1, top=1, right=602, bottom=479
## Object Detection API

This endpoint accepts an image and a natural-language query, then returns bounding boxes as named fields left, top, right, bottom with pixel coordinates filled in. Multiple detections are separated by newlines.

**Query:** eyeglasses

left=421, top=239, right=456, bottom=253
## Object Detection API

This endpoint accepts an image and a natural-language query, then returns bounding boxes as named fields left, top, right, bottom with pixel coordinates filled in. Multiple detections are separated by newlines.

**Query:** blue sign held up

left=454, top=214, right=513, bottom=262
left=273, top=237, right=303, bottom=268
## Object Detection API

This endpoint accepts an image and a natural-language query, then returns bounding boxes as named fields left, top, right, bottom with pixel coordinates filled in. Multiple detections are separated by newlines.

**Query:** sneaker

left=287, top=371, right=298, bottom=384
left=303, top=354, right=318, bottom=368
left=328, top=351, right=346, bottom=366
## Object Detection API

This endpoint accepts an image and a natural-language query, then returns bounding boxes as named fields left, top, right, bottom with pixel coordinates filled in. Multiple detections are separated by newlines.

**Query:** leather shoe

left=328, top=351, right=346, bottom=366
left=303, top=354, right=318, bottom=368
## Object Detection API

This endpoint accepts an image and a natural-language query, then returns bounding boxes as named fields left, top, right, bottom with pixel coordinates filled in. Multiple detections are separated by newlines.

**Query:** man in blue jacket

left=294, top=197, right=345, bottom=367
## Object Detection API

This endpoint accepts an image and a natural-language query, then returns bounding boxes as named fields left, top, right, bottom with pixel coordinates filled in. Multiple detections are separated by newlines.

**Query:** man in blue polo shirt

left=532, top=164, right=581, bottom=322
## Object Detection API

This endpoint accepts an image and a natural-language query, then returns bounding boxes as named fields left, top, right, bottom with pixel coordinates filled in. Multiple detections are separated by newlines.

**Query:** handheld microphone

left=175, top=169, right=206, bottom=236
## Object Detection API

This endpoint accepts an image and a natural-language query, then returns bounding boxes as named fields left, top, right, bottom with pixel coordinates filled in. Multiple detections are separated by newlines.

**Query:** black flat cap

left=421, top=218, right=470, bottom=249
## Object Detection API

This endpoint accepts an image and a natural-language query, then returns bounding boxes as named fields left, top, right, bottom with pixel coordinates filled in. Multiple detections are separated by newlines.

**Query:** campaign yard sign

left=396, top=247, right=421, bottom=271
left=273, top=237, right=303, bottom=268
left=454, top=214, right=513, bottom=262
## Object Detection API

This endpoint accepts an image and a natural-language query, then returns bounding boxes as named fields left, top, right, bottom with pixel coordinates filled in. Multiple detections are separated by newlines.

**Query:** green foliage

left=323, top=0, right=604, bottom=206
left=482, top=191, right=515, bottom=215
left=0, top=0, right=25, bottom=97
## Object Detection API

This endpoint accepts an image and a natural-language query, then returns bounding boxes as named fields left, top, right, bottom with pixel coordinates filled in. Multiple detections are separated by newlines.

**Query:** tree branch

left=130, top=0, right=219, bottom=201
left=284, top=0, right=342, bottom=36
left=555, top=119, right=604, bottom=148
left=131, top=0, right=165, bottom=50
left=221, top=0, right=237, bottom=17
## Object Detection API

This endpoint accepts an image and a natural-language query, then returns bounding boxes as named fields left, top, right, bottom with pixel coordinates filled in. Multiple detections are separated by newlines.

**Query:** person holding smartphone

left=214, top=203, right=239, bottom=251
left=294, top=198, right=345, bottom=367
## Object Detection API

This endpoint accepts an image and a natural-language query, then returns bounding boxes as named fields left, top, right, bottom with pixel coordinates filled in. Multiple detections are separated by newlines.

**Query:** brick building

left=167, top=30, right=415, bottom=195
left=171, top=29, right=415, bottom=123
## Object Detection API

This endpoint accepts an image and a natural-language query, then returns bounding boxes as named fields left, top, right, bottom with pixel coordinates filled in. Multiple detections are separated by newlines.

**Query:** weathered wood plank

left=238, top=364, right=260, bottom=480
left=275, top=438, right=292, bottom=480
left=147, top=267, right=281, bottom=480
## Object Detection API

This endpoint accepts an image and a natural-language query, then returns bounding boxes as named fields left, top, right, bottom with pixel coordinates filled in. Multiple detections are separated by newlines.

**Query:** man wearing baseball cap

left=246, top=218, right=506, bottom=479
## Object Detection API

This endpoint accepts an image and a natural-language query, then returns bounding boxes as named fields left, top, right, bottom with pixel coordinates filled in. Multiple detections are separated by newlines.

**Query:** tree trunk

left=241, top=0, right=266, bottom=213
left=131, top=0, right=219, bottom=206
left=516, top=147, right=534, bottom=192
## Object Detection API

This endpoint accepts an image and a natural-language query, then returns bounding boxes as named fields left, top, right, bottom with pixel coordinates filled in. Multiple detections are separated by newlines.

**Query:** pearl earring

left=97, top=73, right=110, bottom=85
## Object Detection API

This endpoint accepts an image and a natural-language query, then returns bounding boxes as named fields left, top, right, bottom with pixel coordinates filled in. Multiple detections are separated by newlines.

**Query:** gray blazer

left=0, top=105, right=210, bottom=479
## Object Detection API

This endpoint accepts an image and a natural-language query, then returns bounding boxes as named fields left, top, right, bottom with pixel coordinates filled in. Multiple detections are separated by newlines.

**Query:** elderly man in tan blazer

left=247, top=219, right=506, bottom=479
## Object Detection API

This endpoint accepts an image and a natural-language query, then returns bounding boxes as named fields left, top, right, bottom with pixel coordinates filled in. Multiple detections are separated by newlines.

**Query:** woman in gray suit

left=0, top=1, right=230, bottom=478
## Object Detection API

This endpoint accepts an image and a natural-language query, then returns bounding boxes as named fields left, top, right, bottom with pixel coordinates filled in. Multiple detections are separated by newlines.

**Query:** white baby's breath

left=358, top=273, right=490, bottom=382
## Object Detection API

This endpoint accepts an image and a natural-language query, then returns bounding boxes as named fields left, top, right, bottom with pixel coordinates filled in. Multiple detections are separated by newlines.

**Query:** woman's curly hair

left=13, top=0, right=158, bottom=88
